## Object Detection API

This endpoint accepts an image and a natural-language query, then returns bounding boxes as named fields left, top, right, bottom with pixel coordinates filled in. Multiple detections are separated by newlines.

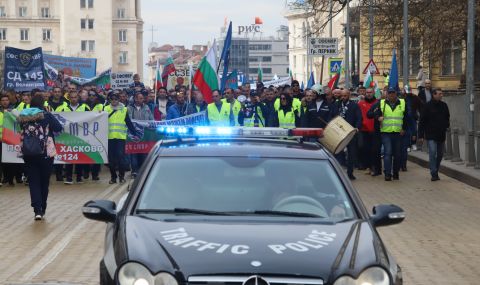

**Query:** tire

left=100, top=259, right=115, bottom=285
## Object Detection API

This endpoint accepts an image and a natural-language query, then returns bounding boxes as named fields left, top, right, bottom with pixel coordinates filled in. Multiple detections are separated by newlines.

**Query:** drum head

left=333, top=130, right=357, bottom=154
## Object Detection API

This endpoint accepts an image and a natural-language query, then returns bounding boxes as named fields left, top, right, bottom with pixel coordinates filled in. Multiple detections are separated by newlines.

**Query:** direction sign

left=363, top=59, right=380, bottom=75
left=328, top=58, right=343, bottom=75
left=308, top=38, right=339, bottom=56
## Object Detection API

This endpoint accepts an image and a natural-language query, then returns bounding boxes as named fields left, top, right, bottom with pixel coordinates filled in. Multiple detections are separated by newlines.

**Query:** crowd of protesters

left=0, top=72, right=450, bottom=219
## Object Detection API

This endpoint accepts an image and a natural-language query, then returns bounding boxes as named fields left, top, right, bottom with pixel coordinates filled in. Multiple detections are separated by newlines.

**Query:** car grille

left=188, top=275, right=324, bottom=285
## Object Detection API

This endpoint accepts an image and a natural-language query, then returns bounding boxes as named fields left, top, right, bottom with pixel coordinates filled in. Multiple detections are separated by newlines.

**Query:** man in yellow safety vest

left=207, top=90, right=233, bottom=126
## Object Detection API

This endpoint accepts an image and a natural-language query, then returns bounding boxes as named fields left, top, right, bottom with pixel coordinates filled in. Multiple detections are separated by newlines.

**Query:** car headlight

left=118, top=262, right=179, bottom=285
left=333, top=267, right=390, bottom=285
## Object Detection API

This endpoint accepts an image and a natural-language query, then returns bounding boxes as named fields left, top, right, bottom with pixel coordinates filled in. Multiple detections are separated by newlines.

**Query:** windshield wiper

left=136, top=208, right=234, bottom=216
left=252, top=210, right=325, bottom=218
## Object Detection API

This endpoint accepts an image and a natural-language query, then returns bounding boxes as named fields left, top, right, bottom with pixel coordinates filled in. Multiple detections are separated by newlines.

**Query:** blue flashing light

left=195, top=126, right=211, bottom=135
left=216, top=127, right=232, bottom=135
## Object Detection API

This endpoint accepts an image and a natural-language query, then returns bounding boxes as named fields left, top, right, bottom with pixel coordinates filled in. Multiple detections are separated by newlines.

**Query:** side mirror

left=82, top=200, right=117, bottom=223
left=371, top=204, right=405, bottom=227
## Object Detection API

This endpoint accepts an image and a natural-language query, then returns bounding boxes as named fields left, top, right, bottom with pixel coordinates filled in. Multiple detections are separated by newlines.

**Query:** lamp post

left=465, top=0, right=476, bottom=165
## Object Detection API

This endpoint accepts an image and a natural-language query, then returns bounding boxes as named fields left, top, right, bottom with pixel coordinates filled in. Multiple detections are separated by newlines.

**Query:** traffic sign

left=328, top=58, right=343, bottom=75
left=308, top=38, right=339, bottom=56
left=363, top=59, right=380, bottom=74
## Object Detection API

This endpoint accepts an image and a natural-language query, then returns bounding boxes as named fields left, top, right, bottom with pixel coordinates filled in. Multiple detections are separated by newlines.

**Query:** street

left=0, top=163, right=479, bottom=285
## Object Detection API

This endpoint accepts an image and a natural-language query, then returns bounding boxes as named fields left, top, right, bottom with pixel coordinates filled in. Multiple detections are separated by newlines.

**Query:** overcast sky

left=141, top=0, right=289, bottom=75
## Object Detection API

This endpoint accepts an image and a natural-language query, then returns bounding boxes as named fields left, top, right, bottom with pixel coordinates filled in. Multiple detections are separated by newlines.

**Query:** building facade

left=219, top=25, right=290, bottom=82
left=0, top=0, right=144, bottom=79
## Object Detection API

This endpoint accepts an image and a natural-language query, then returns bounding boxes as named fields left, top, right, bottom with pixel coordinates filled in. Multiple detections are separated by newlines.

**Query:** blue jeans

left=381, top=133, right=402, bottom=177
left=427, top=140, right=444, bottom=177
left=400, top=133, right=412, bottom=169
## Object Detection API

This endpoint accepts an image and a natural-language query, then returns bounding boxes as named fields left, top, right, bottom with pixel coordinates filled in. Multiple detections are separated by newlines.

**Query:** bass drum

left=318, top=116, right=357, bottom=154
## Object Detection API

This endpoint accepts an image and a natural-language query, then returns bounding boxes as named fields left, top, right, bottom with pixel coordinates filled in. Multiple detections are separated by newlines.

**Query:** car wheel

left=100, top=259, right=115, bottom=285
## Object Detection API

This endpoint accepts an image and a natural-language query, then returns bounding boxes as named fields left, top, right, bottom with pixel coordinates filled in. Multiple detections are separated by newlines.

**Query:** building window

left=0, top=29, right=6, bottom=41
left=0, top=6, right=6, bottom=17
left=81, top=19, right=94, bottom=29
left=20, top=29, right=29, bottom=41
left=293, top=55, right=297, bottom=68
left=118, top=30, right=127, bottom=42
left=41, top=7, right=50, bottom=18
left=249, top=44, right=272, bottom=51
left=249, top=68, right=272, bottom=74
left=81, top=40, right=95, bottom=52
left=249, top=57, right=258, bottom=62
left=399, top=37, right=421, bottom=76
left=19, top=6, right=27, bottom=17
left=442, top=40, right=462, bottom=75
left=286, top=67, right=289, bottom=74
left=42, top=29, right=51, bottom=41
left=81, top=0, right=93, bottom=8
left=119, top=51, right=128, bottom=64
left=117, top=8, right=125, bottom=18
left=262, top=56, right=272, bottom=62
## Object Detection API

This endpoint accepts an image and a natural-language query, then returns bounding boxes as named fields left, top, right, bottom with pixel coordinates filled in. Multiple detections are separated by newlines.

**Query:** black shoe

left=401, top=167, right=407, bottom=172
left=371, top=172, right=382, bottom=177
left=431, top=176, right=440, bottom=181
left=109, top=179, right=117, bottom=184
left=83, top=174, right=90, bottom=180
left=393, top=174, right=399, bottom=180
left=385, top=175, right=392, bottom=181
left=119, top=178, right=126, bottom=184
left=92, top=176, right=100, bottom=181
left=348, top=174, right=356, bottom=180
left=76, top=177, right=84, bottom=184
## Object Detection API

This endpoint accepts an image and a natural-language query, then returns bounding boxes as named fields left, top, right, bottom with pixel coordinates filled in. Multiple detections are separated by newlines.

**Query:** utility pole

left=465, top=0, right=476, bottom=165
left=402, top=0, right=409, bottom=88
left=147, top=25, right=158, bottom=44
left=369, top=0, right=373, bottom=60
left=344, top=0, right=350, bottom=89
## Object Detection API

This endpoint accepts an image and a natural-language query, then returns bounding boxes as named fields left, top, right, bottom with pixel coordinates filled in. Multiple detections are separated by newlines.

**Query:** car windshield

left=136, top=157, right=356, bottom=221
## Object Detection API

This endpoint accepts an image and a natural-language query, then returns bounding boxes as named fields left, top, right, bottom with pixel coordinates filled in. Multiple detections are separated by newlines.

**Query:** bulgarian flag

left=328, top=68, right=341, bottom=90
left=363, top=68, right=374, bottom=88
left=161, top=54, right=176, bottom=88
left=155, top=59, right=162, bottom=89
left=193, top=40, right=219, bottom=103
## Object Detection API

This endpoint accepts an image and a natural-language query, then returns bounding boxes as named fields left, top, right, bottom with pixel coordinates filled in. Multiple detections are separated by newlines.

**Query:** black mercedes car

left=83, top=127, right=405, bottom=285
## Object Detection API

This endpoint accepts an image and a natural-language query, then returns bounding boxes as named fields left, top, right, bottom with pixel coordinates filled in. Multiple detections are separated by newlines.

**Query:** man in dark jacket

left=186, top=91, right=207, bottom=115
left=418, top=88, right=450, bottom=181
left=333, top=89, right=362, bottom=180
left=303, top=88, right=333, bottom=129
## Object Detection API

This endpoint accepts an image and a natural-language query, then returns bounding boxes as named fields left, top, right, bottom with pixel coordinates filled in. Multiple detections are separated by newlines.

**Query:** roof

left=155, top=138, right=330, bottom=160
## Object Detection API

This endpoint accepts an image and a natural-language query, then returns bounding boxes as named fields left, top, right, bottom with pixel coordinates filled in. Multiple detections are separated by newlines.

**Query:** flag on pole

left=307, top=71, right=315, bottom=88
left=363, top=68, right=374, bottom=88
left=257, top=65, right=263, bottom=83
left=300, top=81, right=304, bottom=90
left=155, top=59, right=162, bottom=90
left=388, top=49, right=399, bottom=92
left=289, top=69, right=294, bottom=81
left=220, top=21, right=233, bottom=93
left=161, top=54, right=176, bottom=88
left=193, top=40, right=219, bottom=104
left=374, top=80, right=382, bottom=99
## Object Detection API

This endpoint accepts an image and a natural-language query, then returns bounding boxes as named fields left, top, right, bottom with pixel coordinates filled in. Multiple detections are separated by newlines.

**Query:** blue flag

left=301, top=81, right=304, bottom=90
left=226, top=70, right=238, bottom=89
left=4, top=46, right=46, bottom=91
left=220, top=21, right=233, bottom=93
left=388, top=49, right=399, bottom=92
left=307, top=71, right=315, bottom=88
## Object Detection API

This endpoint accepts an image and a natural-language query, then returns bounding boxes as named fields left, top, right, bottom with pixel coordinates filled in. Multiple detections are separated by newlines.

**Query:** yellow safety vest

left=15, top=102, right=30, bottom=111
left=70, top=103, right=91, bottom=112
left=104, top=105, right=128, bottom=140
left=0, top=111, right=4, bottom=141
left=278, top=109, right=296, bottom=129
left=244, top=106, right=265, bottom=127
left=93, top=104, right=104, bottom=111
left=274, top=97, right=301, bottom=113
left=53, top=101, right=71, bottom=112
left=207, top=102, right=231, bottom=126
left=222, top=99, right=241, bottom=126
left=380, top=99, right=405, bottom=133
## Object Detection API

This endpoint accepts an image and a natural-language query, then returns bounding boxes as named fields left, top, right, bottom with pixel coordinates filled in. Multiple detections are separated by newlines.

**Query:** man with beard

left=291, top=80, right=304, bottom=99
left=358, top=88, right=380, bottom=175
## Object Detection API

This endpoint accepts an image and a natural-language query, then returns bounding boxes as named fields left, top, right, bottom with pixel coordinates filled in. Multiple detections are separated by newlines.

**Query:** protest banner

left=111, top=72, right=134, bottom=90
left=45, top=63, right=111, bottom=89
left=43, top=54, right=97, bottom=78
left=126, top=112, right=207, bottom=154
left=2, top=112, right=108, bottom=164
left=3, top=47, right=46, bottom=91
left=165, top=65, right=197, bottom=90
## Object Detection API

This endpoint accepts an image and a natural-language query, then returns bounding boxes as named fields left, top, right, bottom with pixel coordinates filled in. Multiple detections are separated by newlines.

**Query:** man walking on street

left=368, top=87, right=409, bottom=181
left=418, top=89, right=450, bottom=181
left=358, top=88, right=378, bottom=174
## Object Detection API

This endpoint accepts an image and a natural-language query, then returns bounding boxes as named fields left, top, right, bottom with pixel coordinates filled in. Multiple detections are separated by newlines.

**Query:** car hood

left=124, top=217, right=390, bottom=281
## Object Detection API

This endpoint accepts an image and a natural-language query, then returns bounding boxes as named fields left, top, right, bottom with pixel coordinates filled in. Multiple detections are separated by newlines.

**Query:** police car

left=82, top=127, right=405, bottom=285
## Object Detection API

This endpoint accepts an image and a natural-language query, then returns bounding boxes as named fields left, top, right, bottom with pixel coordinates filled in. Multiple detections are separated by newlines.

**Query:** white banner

left=2, top=112, right=109, bottom=164
left=111, top=72, right=134, bottom=90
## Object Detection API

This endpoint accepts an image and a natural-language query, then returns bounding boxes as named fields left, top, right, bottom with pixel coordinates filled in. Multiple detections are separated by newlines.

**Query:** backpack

left=21, top=121, right=47, bottom=156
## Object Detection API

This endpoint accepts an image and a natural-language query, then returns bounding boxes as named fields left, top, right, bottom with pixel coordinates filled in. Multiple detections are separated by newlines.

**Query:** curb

left=408, top=154, right=480, bottom=189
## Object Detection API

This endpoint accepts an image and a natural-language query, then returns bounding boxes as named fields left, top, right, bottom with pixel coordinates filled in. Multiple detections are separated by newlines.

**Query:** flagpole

left=154, top=59, right=159, bottom=106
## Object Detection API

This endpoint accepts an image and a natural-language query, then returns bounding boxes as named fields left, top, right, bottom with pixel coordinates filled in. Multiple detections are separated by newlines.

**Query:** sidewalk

left=408, top=136, right=480, bottom=189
